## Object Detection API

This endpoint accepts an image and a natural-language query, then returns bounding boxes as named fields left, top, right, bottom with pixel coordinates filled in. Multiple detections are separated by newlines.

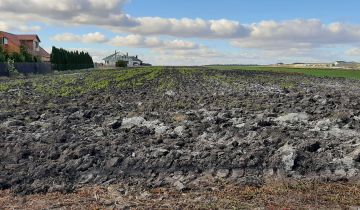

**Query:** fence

left=0, top=63, right=8, bottom=76
left=0, top=62, right=53, bottom=76
left=52, top=64, right=94, bottom=71
left=0, top=63, right=96, bottom=77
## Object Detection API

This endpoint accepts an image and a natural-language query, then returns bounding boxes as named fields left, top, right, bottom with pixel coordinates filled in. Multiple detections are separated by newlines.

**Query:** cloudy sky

left=1, top=0, right=360, bottom=65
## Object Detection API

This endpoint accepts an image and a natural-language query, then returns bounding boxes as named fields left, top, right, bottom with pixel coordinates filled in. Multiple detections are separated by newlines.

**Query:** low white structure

left=103, top=51, right=143, bottom=67
left=333, top=61, right=358, bottom=68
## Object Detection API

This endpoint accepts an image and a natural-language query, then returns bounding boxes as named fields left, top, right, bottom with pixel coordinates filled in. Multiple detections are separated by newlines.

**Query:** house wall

left=105, top=60, right=116, bottom=66
left=2, top=42, right=20, bottom=54
left=21, top=40, right=33, bottom=51
left=104, top=55, right=142, bottom=67
left=21, top=40, right=42, bottom=57
left=41, top=55, right=50, bottom=62
left=0, top=32, right=20, bottom=54
left=128, top=61, right=141, bottom=67
left=104, top=59, right=141, bottom=67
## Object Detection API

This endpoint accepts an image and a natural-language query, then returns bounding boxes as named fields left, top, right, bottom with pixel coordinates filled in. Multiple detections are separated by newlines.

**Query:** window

left=0, top=37, right=7, bottom=45
left=34, top=41, right=39, bottom=51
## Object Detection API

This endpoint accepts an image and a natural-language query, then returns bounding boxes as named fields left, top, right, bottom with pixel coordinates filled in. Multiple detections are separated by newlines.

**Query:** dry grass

left=1, top=180, right=360, bottom=209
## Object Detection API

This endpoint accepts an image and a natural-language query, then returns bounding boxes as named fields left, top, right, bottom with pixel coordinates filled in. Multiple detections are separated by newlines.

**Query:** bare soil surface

left=1, top=180, right=360, bottom=209
left=1, top=67, right=360, bottom=208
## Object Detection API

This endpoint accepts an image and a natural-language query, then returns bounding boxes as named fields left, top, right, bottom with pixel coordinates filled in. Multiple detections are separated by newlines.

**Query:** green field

left=207, top=65, right=360, bottom=80
left=1, top=66, right=360, bottom=96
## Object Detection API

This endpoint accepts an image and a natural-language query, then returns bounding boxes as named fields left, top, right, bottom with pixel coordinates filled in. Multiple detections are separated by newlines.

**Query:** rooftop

left=16, top=34, right=41, bottom=42
left=0, top=31, right=41, bottom=44
left=103, top=51, right=142, bottom=62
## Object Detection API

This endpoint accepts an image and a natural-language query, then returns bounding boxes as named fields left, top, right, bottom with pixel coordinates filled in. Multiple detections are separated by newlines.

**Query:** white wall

left=104, top=59, right=141, bottom=67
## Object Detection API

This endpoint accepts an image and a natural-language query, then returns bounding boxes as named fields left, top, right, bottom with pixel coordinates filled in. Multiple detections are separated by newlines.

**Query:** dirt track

left=1, top=67, right=360, bottom=199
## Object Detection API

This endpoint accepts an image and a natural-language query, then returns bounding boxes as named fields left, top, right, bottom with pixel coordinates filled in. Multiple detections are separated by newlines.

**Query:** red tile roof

left=16, top=34, right=41, bottom=42
left=39, top=47, right=50, bottom=58
left=0, top=32, right=41, bottom=45
left=0, top=31, right=21, bottom=46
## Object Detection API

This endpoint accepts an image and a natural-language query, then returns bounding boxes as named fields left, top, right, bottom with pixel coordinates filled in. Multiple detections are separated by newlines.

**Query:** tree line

left=51, top=46, right=94, bottom=71
left=0, top=45, right=41, bottom=63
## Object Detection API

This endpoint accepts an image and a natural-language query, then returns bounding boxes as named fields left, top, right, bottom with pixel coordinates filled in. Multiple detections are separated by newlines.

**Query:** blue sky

left=1, top=0, right=360, bottom=65
left=125, top=0, right=360, bottom=23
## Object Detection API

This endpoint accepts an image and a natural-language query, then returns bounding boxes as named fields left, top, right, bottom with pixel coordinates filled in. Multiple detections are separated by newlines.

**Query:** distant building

left=103, top=51, right=144, bottom=67
left=334, top=61, right=346, bottom=66
left=291, top=62, right=332, bottom=68
left=333, top=61, right=358, bottom=68
left=0, top=31, right=50, bottom=62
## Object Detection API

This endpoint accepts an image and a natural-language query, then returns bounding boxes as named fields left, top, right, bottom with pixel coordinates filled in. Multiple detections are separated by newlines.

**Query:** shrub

left=0, top=46, right=6, bottom=62
left=10, top=52, right=25, bottom=62
left=20, top=45, right=34, bottom=62
left=116, top=60, right=128, bottom=67
left=7, top=58, right=21, bottom=77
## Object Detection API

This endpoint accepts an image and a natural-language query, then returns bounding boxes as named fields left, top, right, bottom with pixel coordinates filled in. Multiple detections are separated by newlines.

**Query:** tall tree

left=50, top=46, right=94, bottom=71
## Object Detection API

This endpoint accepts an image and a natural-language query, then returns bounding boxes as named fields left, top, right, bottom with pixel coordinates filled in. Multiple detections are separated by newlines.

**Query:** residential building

left=333, top=61, right=359, bottom=68
left=103, top=51, right=143, bottom=67
left=291, top=63, right=332, bottom=68
left=0, top=31, right=50, bottom=62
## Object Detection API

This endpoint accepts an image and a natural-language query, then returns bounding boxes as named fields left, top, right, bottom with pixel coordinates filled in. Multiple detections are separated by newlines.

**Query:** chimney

left=136, top=55, right=138, bottom=58
left=126, top=52, right=129, bottom=58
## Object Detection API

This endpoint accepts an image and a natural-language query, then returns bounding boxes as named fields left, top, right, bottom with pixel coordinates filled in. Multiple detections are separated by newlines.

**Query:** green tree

left=10, top=52, right=25, bottom=62
left=50, top=46, right=94, bottom=71
left=0, top=46, right=6, bottom=62
left=20, top=45, right=34, bottom=62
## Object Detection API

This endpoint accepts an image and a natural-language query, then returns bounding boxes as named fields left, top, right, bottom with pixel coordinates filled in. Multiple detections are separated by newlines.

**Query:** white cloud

left=210, top=19, right=244, bottom=37
left=346, top=48, right=360, bottom=56
left=0, top=0, right=137, bottom=28
left=82, top=32, right=108, bottom=43
left=147, top=48, right=261, bottom=66
left=51, top=32, right=108, bottom=43
left=109, top=35, right=200, bottom=50
left=0, top=20, right=41, bottom=32
left=0, top=1, right=250, bottom=39
left=231, top=19, right=360, bottom=50
left=118, top=17, right=251, bottom=39
left=0, top=0, right=128, bottom=18
left=61, top=47, right=112, bottom=63
left=17, top=25, right=42, bottom=32
left=109, top=34, right=145, bottom=47
left=165, top=40, right=199, bottom=50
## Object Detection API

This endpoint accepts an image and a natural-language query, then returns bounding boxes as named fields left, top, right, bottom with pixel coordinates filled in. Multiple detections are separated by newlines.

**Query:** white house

left=334, top=61, right=346, bottom=66
left=333, top=61, right=359, bottom=68
left=103, top=51, right=143, bottom=67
